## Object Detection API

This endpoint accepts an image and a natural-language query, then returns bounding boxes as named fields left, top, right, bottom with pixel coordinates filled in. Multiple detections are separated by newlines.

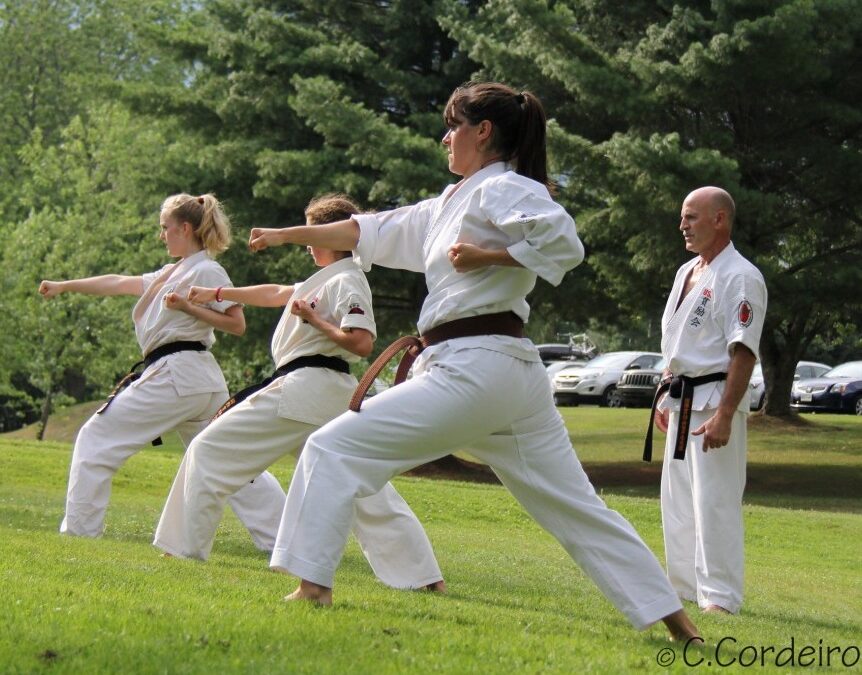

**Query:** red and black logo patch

left=348, top=302, right=365, bottom=316
left=737, top=299, right=753, bottom=327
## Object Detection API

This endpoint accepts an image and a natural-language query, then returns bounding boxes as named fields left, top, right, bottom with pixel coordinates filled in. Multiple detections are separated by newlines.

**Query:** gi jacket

left=265, top=257, right=376, bottom=426
left=352, top=162, right=584, bottom=363
left=132, top=250, right=236, bottom=397
left=661, top=242, right=767, bottom=412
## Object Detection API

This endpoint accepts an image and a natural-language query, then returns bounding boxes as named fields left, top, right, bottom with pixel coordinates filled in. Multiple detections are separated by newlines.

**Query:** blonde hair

left=161, top=193, right=231, bottom=256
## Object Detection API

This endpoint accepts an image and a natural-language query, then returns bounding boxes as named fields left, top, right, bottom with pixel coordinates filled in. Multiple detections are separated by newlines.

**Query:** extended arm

left=39, top=275, right=144, bottom=298
left=248, top=220, right=360, bottom=253
left=188, top=284, right=295, bottom=308
left=164, top=294, right=246, bottom=336
left=290, top=300, right=373, bottom=358
left=691, top=344, right=757, bottom=450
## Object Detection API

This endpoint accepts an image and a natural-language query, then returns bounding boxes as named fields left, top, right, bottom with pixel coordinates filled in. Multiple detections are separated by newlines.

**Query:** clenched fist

left=187, top=286, right=217, bottom=305
left=248, top=228, right=284, bottom=252
left=39, top=280, right=63, bottom=299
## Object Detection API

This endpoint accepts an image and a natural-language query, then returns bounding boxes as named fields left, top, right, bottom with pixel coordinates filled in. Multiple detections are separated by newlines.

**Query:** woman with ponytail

left=247, top=82, right=700, bottom=640
left=39, top=193, right=285, bottom=549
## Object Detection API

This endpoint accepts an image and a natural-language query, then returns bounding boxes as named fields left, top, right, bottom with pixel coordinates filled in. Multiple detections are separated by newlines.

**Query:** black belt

left=96, top=340, right=207, bottom=446
left=211, top=354, right=350, bottom=420
left=642, top=372, right=727, bottom=462
left=348, top=312, right=525, bottom=412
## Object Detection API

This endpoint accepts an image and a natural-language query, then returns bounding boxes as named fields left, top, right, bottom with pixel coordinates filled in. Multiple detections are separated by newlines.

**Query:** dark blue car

left=790, top=361, right=862, bottom=415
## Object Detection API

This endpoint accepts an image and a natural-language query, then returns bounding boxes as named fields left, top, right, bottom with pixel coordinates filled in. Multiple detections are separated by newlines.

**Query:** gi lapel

left=661, top=262, right=715, bottom=355
left=423, top=163, right=507, bottom=253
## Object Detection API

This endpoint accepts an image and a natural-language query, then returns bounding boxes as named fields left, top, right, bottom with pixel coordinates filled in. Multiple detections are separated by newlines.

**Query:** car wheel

left=601, top=386, right=620, bottom=408
left=855, top=396, right=862, bottom=416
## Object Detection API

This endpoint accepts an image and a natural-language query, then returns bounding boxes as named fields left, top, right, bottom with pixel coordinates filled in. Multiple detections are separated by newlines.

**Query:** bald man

left=651, top=186, right=767, bottom=614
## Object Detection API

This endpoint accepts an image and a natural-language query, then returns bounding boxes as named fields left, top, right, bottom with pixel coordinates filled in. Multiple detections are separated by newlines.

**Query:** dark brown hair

left=444, top=81, right=549, bottom=188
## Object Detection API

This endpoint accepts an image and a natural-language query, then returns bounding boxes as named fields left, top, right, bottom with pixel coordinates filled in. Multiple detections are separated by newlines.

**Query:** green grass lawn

left=1, top=407, right=860, bottom=673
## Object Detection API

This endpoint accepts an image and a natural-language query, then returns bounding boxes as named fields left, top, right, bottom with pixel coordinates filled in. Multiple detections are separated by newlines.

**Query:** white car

left=545, top=360, right=588, bottom=380
left=748, top=360, right=831, bottom=410
left=553, top=351, right=663, bottom=407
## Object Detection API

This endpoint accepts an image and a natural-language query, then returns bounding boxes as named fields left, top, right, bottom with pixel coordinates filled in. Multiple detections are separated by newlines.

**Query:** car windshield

left=583, top=352, right=640, bottom=369
left=823, top=362, right=862, bottom=378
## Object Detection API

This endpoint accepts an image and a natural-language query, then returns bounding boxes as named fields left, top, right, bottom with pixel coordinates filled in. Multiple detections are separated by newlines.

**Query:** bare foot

left=283, top=580, right=332, bottom=606
left=661, top=608, right=703, bottom=642
left=703, top=604, right=731, bottom=614
left=423, top=580, right=447, bottom=593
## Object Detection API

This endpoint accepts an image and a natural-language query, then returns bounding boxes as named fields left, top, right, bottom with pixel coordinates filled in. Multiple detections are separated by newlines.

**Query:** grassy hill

left=0, top=408, right=860, bottom=672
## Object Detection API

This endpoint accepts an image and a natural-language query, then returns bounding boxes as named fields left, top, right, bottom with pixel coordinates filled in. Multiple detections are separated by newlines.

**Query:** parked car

left=553, top=351, right=663, bottom=407
left=790, top=361, right=862, bottom=415
left=616, top=358, right=667, bottom=408
left=546, top=360, right=588, bottom=380
left=748, top=360, right=831, bottom=410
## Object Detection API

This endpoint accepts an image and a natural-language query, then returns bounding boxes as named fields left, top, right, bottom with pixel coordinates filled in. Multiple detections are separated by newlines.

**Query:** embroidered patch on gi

left=687, top=287, right=712, bottom=329
left=348, top=302, right=365, bottom=315
left=738, top=299, right=753, bottom=327
left=516, top=212, right=536, bottom=224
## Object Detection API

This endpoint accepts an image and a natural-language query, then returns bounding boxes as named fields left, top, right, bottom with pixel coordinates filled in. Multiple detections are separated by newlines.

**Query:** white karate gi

left=659, top=242, right=767, bottom=613
left=270, top=163, right=685, bottom=630
left=153, top=258, right=443, bottom=589
left=61, top=250, right=284, bottom=548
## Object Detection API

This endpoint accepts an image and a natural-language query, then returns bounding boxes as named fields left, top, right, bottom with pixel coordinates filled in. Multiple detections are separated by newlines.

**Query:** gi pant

left=661, top=408, right=746, bottom=613
left=61, top=362, right=284, bottom=550
left=271, top=345, right=683, bottom=630
left=153, top=382, right=443, bottom=590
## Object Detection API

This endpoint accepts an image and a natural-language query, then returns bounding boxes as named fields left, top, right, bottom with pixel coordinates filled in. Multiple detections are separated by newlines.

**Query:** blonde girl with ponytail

left=39, top=193, right=286, bottom=549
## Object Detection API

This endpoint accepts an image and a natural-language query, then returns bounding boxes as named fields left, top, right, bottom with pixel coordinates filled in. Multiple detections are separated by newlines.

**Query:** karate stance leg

left=173, top=417, right=286, bottom=554
left=155, top=389, right=309, bottom=560
left=469, top=411, right=682, bottom=630
left=61, top=366, right=221, bottom=537
left=340, top=484, right=442, bottom=589
left=160, top=385, right=443, bottom=588
left=271, top=349, right=682, bottom=629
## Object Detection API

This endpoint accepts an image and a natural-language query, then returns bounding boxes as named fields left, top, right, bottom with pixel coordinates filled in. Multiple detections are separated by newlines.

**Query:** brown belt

left=348, top=311, right=525, bottom=412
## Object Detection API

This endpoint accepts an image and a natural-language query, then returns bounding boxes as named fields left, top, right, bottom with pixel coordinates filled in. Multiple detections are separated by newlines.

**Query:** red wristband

left=215, top=286, right=223, bottom=303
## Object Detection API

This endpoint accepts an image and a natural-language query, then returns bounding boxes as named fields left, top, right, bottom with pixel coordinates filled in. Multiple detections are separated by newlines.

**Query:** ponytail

left=161, top=193, right=232, bottom=256
left=444, top=82, right=551, bottom=190
left=514, top=91, right=548, bottom=189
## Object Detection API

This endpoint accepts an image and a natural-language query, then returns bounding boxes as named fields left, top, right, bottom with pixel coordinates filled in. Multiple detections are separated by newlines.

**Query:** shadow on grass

left=582, top=462, right=862, bottom=513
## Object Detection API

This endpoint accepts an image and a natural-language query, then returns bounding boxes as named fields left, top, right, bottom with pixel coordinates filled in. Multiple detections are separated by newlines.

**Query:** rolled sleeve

left=481, top=178, right=585, bottom=286
left=352, top=213, right=380, bottom=273
left=352, top=201, right=433, bottom=273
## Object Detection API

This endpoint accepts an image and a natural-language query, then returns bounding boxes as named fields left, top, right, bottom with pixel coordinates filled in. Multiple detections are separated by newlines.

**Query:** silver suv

left=553, top=351, right=662, bottom=407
